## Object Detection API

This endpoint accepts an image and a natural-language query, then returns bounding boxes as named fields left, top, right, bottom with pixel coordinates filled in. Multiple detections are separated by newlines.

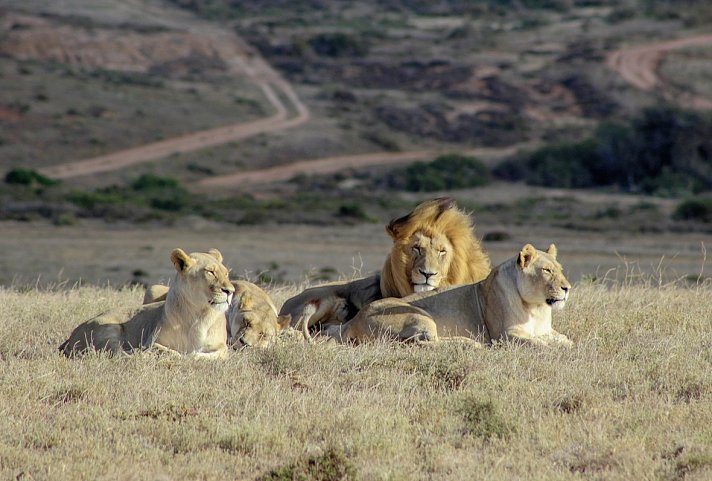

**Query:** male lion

left=143, top=280, right=291, bottom=348
left=322, top=244, right=572, bottom=347
left=59, top=248, right=234, bottom=358
left=280, top=197, right=491, bottom=331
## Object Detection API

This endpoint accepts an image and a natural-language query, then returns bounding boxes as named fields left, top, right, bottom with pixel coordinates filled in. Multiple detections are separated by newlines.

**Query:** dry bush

left=0, top=275, right=711, bottom=481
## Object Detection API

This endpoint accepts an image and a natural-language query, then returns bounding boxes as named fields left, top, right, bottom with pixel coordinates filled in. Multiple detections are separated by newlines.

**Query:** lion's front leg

left=192, top=342, right=229, bottom=359
left=152, top=342, right=183, bottom=357
left=502, top=327, right=549, bottom=346
left=543, top=330, right=573, bottom=347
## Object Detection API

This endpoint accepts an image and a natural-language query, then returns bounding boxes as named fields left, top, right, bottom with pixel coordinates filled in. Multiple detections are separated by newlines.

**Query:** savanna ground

left=1, top=269, right=711, bottom=481
left=2, top=1, right=712, bottom=478
left=1, top=221, right=712, bottom=481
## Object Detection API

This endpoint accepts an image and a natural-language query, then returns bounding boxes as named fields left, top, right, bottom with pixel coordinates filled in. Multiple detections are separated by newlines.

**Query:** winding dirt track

left=195, top=145, right=525, bottom=190
left=606, top=33, right=712, bottom=109
left=38, top=24, right=310, bottom=180
left=38, top=20, right=712, bottom=183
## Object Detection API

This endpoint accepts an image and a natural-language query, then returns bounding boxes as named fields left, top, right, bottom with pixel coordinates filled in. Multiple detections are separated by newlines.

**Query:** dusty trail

left=37, top=19, right=309, bottom=180
left=196, top=145, right=526, bottom=190
left=606, top=33, right=712, bottom=109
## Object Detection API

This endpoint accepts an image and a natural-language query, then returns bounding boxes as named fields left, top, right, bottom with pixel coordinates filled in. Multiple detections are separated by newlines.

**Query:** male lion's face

left=516, top=244, right=571, bottom=310
left=407, top=232, right=454, bottom=293
left=171, top=248, right=234, bottom=312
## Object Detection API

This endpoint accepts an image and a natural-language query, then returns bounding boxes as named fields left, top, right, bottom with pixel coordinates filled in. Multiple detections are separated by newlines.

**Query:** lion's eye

left=542, top=267, right=552, bottom=274
left=413, top=247, right=422, bottom=256
left=438, top=249, right=447, bottom=257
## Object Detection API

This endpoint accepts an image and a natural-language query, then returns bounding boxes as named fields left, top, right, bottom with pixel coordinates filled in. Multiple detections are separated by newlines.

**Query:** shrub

left=458, top=397, right=515, bottom=441
left=66, top=189, right=126, bottom=210
left=399, top=154, right=491, bottom=192
left=261, top=448, right=356, bottom=481
left=132, top=174, right=190, bottom=212
left=131, top=174, right=180, bottom=191
left=308, top=32, right=369, bottom=57
left=336, top=202, right=370, bottom=220
left=495, top=106, right=712, bottom=195
left=673, top=198, right=712, bottom=223
left=5, top=168, right=58, bottom=187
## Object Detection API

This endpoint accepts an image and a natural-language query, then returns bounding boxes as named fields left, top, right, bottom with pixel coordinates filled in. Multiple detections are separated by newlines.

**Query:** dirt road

left=606, top=33, right=712, bottom=109
left=36, top=18, right=309, bottom=180
left=195, top=145, right=527, bottom=190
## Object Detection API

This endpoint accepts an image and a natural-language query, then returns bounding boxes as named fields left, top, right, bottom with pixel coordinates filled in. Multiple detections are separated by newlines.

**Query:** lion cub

left=144, top=280, right=291, bottom=348
left=60, top=248, right=234, bottom=358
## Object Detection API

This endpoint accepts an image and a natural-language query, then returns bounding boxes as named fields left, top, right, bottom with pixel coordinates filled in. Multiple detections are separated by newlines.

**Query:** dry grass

left=1, top=277, right=711, bottom=481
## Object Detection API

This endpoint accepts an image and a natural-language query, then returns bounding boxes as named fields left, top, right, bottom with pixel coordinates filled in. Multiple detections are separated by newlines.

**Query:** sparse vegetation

left=673, top=197, right=712, bottom=222
left=1, top=277, right=712, bottom=480
left=4, top=168, right=58, bottom=187
left=261, top=449, right=357, bottom=481
left=495, top=106, right=712, bottom=195
left=308, top=32, right=369, bottom=58
left=388, top=154, right=491, bottom=192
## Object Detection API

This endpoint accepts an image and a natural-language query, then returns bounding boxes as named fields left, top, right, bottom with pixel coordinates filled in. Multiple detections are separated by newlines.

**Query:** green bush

left=673, top=198, right=712, bottom=223
left=336, top=202, right=374, bottom=222
left=261, top=448, right=356, bottom=481
left=398, top=154, right=491, bottom=192
left=5, top=168, right=58, bottom=187
left=131, top=174, right=181, bottom=191
left=132, top=174, right=190, bottom=212
left=458, top=397, right=515, bottom=440
left=495, top=106, right=712, bottom=195
left=66, top=189, right=127, bottom=209
left=308, top=32, right=369, bottom=57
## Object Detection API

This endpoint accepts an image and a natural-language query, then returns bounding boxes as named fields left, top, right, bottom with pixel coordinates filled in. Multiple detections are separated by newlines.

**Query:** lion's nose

left=562, top=286, right=570, bottom=293
left=221, top=287, right=233, bottom=295
left=419, top=269, right=436, bottom=279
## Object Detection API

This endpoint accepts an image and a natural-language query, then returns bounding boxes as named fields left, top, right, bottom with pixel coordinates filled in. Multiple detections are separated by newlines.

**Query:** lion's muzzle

left=546, top=286, right=570, bottom=310
left=210, top=290, right=233, bottom=312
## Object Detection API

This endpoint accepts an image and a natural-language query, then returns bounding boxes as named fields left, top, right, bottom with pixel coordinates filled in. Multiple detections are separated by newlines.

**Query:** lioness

left=143, top=280, right=291, bottom=348
left=322, top=244, right=572, bottom=347
left=227, top=280, right=292, bottom=348
left=59, top=248, right=234, bottom=358
left=280, top=197, right=491, bottom=331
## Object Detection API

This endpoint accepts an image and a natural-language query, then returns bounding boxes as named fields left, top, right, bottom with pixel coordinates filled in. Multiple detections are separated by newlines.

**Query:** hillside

left=1, top=1, right=712, bottom=265
left=2, top=0, right=711, bottom=184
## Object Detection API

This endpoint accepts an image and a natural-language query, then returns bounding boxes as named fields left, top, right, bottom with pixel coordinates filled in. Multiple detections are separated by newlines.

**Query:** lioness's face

left=407, top=232, right=453, bottom=293
left=172, top=249, right=234, bottom=312
left=516, top=244, right=571, bottom=310
left=229, top=311, right=290, bottom=348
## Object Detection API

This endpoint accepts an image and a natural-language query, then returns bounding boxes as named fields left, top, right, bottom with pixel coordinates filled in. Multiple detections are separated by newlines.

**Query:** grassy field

left=1, top=274, right=711, bottom=481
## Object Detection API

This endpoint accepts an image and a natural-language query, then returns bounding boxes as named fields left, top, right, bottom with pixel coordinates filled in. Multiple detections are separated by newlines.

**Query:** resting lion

left=59, top=248, right=234, bottom=358
left=280, top=197, right=491, bottom=330
left=143, top=280, right=291, bottom=348
left=322, top=244, right=572, bottom=347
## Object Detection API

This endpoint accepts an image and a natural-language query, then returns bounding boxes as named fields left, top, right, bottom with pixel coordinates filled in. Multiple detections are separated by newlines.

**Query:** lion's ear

left=239, top=293, right=254, bottom=310
left=171, top=248, right=195, bottom=272
left=277, top=314, right=291, bottom=331
left=518, top=244, right=538, bottom=269
left=546, top=244, right=557, bottom=259
left=207, top=248, right=223, bottom=263
left=386, top=215, right=408, bottom=240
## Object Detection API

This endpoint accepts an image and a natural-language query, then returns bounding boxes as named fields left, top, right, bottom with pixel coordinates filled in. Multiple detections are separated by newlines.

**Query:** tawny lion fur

left=380, top=196, right=491, bottom=297
left=323, top=244, right=572, bottom=347
left=60, top=248, right=234, bottom=358
left=143, top=280, right=291, bottom=348
left=280, top=197, right=491, bottom=331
